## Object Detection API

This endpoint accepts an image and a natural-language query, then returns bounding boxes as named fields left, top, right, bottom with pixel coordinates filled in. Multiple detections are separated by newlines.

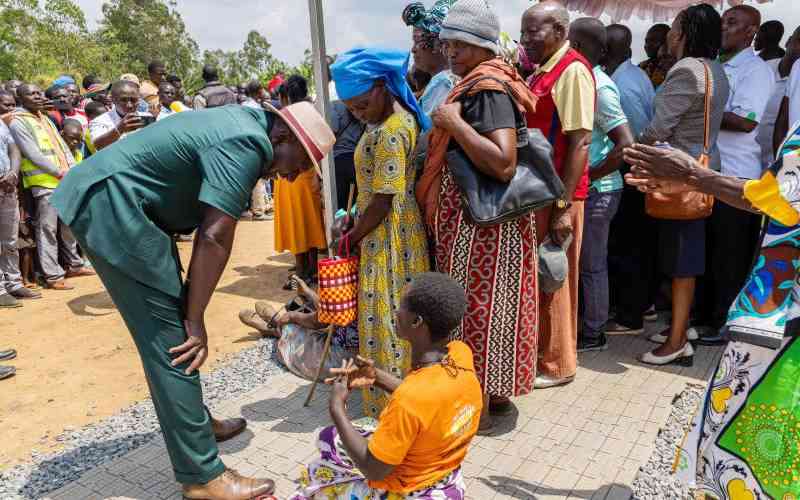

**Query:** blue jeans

left=580, top=189, right=622, bottom=339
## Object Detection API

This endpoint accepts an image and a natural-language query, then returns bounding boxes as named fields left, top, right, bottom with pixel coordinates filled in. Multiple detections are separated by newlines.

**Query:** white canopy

left=561, top=0, right=773, bottom=21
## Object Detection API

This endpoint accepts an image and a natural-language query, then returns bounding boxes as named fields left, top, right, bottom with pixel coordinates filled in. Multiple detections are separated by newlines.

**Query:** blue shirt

left=590, top=67, right=628, bottom=193
left=611, top=60, right=655, bottom=138
left=0, top=122, right=12, bottom=177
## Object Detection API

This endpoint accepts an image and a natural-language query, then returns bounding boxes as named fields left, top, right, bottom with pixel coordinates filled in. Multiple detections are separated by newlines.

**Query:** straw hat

left=264, top=101, right=335, bottom=174
left=119, top=73, right=141, bottom=86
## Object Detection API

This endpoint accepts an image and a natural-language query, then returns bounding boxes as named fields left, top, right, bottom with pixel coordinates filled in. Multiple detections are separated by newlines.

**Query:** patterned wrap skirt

left=290, top=419, right=466, bottom=500
left=434, top=169, right=538, bottom=397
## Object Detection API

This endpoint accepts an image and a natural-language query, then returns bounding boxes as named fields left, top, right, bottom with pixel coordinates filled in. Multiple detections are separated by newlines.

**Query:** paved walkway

left=43, top=330, right=722, bottom=500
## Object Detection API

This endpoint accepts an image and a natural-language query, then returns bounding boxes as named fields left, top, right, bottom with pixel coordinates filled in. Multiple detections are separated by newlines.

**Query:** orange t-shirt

left=367, top=341, right=483, bottom=493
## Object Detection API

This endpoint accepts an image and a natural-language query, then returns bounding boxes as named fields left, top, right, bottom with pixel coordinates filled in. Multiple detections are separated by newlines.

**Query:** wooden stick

left=304, top=323, right=336, bottom=406
left=305, top=183, right=357, bottom=406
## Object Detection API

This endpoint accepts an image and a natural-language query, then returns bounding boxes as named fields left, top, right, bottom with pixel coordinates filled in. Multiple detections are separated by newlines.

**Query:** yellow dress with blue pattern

left=354, top=107, right=430, bottom=418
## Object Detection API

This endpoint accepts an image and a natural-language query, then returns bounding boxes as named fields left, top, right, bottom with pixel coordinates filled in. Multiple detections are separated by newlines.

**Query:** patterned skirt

left=434, top=169, right=538, bottom=397
left=675, top=337, right=800, bottom=499
left=290, top=419, right=466, bottom=500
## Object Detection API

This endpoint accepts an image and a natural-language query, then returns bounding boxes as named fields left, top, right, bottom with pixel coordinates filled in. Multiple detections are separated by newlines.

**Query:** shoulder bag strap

left=700, top=60, right=712, bottom=159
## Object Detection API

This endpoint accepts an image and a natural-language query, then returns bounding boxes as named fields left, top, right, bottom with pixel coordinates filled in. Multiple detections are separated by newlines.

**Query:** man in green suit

left=52, top=93, right=335, bottom=500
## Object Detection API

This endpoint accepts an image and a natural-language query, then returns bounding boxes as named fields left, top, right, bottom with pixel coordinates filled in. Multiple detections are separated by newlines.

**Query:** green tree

left=97, top=0, right=198, bottom=77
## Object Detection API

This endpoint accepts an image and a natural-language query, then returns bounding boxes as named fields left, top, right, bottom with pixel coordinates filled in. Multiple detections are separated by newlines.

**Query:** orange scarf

left=415, top=58, right=538, bottom=228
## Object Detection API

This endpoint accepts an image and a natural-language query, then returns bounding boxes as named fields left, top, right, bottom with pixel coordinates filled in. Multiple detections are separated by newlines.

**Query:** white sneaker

left=534, top=374, right=574, bottom=389
left=639, top=343, right=695, bottom=366
left=648, top=328, right=700, bottom=344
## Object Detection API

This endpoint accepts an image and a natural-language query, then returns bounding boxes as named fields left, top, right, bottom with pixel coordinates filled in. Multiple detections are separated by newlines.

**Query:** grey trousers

left=34, top=190, right=83, bottom=282
left=0, top=191, right=23, bottom=296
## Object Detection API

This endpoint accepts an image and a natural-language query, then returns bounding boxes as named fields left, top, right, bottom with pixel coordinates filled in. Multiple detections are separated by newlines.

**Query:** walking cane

left=304, top=184, right=356, bottom=407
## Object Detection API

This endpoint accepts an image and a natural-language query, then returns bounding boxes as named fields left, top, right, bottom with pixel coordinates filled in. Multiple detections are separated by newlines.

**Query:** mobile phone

left=139, top=114, right=156, bottom=126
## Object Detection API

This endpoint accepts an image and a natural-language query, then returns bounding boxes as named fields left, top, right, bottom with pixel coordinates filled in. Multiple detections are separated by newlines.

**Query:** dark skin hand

left=623, top=143, right=752, bottom=212
left=169, top=205, right=237, bottom=374
left=344, top=193, right=393, bottom=249
left=588, top=122, right=634, bottom=181
left=551, top=130, right=591, bottom=245
left=94, top=113, right=144, bottom=150
left=774, top=97, right=790, bottom=157
left=328, top=363, right=396, bottom=481
left=0, top=143, right=20, bottom=193
left=431, top=101, right=518, bottom=182
left=721, top=111, right=758, bottom=133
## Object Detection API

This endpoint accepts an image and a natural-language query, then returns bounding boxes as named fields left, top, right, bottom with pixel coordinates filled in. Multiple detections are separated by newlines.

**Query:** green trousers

left=78, top=244, right=225, bottom=485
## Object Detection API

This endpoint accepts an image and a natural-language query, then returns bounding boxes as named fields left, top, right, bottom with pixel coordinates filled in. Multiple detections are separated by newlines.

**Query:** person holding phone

left=89, top=80, right=147, bottom=150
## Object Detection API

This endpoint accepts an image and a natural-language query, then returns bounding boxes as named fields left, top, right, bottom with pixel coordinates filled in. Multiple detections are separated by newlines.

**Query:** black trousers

left=334, top=152, right=357, bottom=212
left=610, top=184, right=659, bottom=329
left=695, top=199, right=762, bottom=330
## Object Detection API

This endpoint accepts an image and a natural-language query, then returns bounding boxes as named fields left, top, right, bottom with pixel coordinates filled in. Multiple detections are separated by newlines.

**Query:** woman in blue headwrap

left=402, top=1, right=458, bottom=117
left=330, top=47, right=431, bottom=419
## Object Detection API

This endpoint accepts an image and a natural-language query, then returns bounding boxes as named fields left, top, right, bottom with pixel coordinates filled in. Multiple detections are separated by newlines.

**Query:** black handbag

left=447, top=77, right=564, bottom=227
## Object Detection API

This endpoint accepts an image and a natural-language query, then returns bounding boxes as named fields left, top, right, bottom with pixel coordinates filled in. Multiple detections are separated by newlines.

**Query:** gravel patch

left=0, top=337, right=285, bottom=500
left=632, top=383, right=705, bottom=500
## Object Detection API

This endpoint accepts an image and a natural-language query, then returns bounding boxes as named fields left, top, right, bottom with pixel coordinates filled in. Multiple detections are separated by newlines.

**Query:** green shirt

left=51, top=106, right=274, bottom=298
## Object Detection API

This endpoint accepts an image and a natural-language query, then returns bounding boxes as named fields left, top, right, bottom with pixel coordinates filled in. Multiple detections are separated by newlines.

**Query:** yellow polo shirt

left=535, top=42, right=595, bottom=132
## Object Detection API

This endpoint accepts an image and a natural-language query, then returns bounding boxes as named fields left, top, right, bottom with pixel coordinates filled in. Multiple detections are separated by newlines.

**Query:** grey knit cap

left=439, top=0, right=500, bottom=55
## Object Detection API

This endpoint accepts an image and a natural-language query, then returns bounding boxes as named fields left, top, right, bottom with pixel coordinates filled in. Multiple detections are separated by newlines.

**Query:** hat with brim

left=85, top=82, right=111, bottom=98
left=263, top=101, right=335, bottom=177
left=119, top=74, right=140, bottom=86
left=538, top=235, right=573, bottom=294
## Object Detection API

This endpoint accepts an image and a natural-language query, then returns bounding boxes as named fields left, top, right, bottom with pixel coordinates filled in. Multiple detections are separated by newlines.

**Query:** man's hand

left=326, top=356, right=377, bottom=389
left=625, top=167, right=692, bottom=194
left=0, top=174, right=17, bottom=194
left=330, top=373, right=351, bottom=408
left=549, top=209, right=573, bottom=246
left=117, top=113, right=144, bottom=135
left=169, top=319, right=209, bottom=375
left=623, top=144, right=698, bottom=182
left=431, top=102, right=463, bottom=133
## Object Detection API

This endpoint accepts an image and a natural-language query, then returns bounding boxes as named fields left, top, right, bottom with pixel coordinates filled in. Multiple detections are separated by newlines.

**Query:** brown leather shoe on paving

left=182, top=468, right=274, bottom=500
left=65, top=267, right=96, bottom=278
left=45, top=279, right=74, bottom=291
left=212, top=416, right=247, bottom=443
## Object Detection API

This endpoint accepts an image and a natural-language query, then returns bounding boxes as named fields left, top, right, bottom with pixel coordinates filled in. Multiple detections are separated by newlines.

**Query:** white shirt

left=787, top=58, right=800, bottom=130
left=717, top=47, right=775, bottom=179
left=88, top=108, right=123, bottom=142
left=757, top=59, right=790, bottom=168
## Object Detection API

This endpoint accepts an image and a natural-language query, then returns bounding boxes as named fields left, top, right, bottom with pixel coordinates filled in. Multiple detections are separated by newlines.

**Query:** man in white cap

left=51, top=101, right=335, bottom=500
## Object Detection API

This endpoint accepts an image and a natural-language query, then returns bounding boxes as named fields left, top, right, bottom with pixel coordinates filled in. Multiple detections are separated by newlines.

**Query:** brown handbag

left=645, top=60, right=714, bottom=220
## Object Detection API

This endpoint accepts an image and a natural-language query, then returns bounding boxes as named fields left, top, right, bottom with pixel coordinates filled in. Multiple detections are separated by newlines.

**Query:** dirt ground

left=0, top=221, right=295, bottom=470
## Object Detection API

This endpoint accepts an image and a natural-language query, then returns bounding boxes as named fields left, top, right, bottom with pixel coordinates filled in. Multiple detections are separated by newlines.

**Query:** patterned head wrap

left=402, top=0, right=457, bottom=35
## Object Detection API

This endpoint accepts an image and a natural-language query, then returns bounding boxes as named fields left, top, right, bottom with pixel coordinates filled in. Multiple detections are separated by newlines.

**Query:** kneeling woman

left=291, top=273, right=482, bottom=500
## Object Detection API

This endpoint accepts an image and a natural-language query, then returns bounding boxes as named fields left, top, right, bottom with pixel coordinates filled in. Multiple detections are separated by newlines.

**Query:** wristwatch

left=555, top=198, right=571, bottom=210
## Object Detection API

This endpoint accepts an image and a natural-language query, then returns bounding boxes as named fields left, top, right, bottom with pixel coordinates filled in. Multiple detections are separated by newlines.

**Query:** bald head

left=524, top=1, right=570, bottom=31
left=521, top=1, right=571, bottom=65
left=644, top=23, right=670, bottom=59
left=605, top=24, right=632, bottom=72
left=569, top=17, right=606, bottom=66
left=722, top=5, right=761, bottom=54
left=755, top=20, right=784, bottom=52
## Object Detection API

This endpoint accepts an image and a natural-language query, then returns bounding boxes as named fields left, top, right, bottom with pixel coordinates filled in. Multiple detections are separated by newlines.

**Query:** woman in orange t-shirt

left=290, top=273, right=483, bottom=500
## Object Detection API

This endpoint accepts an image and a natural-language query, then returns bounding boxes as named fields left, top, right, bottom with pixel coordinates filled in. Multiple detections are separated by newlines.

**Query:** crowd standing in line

left=3, top=0, right=800, bottom=499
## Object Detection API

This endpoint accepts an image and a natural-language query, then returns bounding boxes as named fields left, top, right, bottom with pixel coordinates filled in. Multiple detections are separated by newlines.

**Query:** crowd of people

left=3, top=0, right=800, bottom=499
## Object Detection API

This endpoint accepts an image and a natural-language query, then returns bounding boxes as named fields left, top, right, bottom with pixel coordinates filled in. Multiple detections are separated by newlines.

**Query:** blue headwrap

left=331, top=47, right=432, bottom=132
left=52, top=75, right=75, bottom=87
left=402, top=0, right=457, bottom=34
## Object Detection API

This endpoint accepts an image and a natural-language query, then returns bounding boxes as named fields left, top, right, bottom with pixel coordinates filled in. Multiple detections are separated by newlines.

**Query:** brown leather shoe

left=45, top=279, right=74, bottom=291
left=182, top=468, right=275, bottom=500
left=65, top=267, right=96, bottom=278
left=212, top=416, right=247, bottom=443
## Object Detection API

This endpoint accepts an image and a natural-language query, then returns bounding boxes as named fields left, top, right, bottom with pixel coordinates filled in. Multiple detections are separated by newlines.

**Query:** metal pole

left=308, top=0, right=337, bottom=248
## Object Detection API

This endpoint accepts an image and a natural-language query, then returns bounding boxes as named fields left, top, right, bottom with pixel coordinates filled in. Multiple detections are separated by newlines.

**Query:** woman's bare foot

left=293, top=274, right=319, bottom=306
left=238, top=309, right=280, bottom=338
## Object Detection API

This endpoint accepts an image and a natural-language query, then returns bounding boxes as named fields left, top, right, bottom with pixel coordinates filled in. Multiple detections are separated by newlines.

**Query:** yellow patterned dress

left=354, top=107, right=429, bottom=417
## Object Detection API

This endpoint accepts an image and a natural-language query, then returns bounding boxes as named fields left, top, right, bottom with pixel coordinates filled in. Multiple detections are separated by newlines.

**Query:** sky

left=73, top=1, right=800, bottom=67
